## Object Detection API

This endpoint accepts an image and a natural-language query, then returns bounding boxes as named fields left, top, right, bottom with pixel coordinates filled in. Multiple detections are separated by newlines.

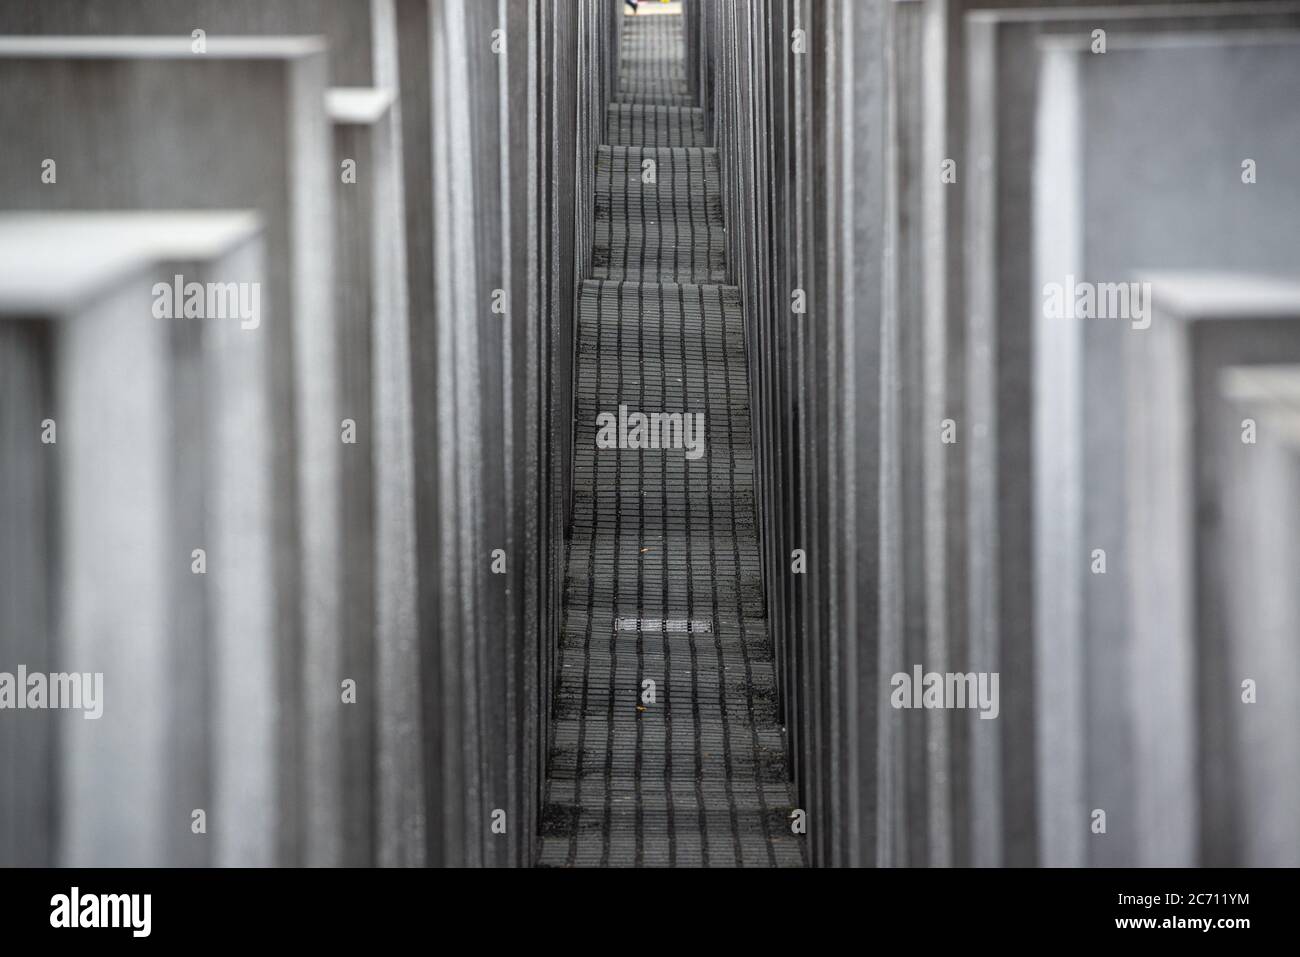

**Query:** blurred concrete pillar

left=966, top=5, right=1300, bottom=867
left=1127, top=274, right=1300, bottom=865
left=0, top=0, right=387, bottom=86
left=195, top=232, right=280, bottom=870
left=328, top=87, right=425, bottom=867
left=0, top=213, right=272, bottom=867
left=0, top=321, right=55, bottom=868
left=330, top=90, right=377, bottom=867
left=1218, top=365, right=1300, bottom=867
left=390, top=0, right=446, bottom=867
left=1063, top=30, right=1300, bottom=863
left=0, top=10, right=410, bottom=859
left=0, top=37, right=334, bottom=866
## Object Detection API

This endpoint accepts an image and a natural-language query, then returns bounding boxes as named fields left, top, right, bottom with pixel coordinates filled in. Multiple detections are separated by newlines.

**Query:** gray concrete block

left=817, top=0, right=890, bottom=869
left=392, top=0, right=443, bottom=868
left=396, top=0, right=615, bottom=868
left=965, top=3, right=1300, bottom=866
left=884, top=0, right=954, bottom=869
left=0, top=212, right=272, bottom=867
left=1126, top=273, right=1300, bottom=865
left=0, top=36, right=335, bottom=866
left=0, top=320, right=55, bottom=868
left=426, top=0, right=486, bottom=868
left=0, top=0, right=388, bottom=86
left=1035, top=24, right=1300, bottom=866
left=529, top=0, right=588, bottom=866
left=1217, top=364, right=1300, bottom=867
left=327, top=87, right=425, bottom=868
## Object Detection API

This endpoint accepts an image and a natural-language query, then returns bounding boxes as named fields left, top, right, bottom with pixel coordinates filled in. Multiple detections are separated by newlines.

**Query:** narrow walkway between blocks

left=539, top=8, right=804, bottom=867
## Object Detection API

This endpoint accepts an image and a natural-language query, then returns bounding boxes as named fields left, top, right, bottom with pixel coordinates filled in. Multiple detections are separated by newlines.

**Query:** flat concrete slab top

left=326, top=87, right=396, bottom=125
left=0, top=34, right=325, bottom=59
left=0, top=211, right=262, bottom=315
left=1143, top=272, right=1300, bottom=319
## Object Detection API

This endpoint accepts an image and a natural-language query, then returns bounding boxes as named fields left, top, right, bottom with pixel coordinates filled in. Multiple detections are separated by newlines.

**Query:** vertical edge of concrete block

left=961, top=12, right=1004, bottom=868
left=287, top=47, right=343, bottom=869
left=1030, top=42, right=1086, bottom=869
left=0, top=320, right=56, bottom=866
left=204, top=236, right=278, bottom=868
